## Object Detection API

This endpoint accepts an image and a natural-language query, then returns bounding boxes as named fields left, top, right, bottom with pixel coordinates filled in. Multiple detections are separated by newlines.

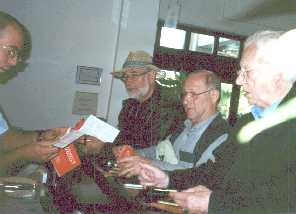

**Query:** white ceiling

left=159, top=0, right=296, bottom=35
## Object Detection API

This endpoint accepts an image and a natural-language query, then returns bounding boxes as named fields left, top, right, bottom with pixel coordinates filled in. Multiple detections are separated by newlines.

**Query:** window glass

left=156, top=70, right=187, bottom=98
left=218, top=83, right=233, bottom=119
left=237, top=87, right=251, bottom=117
left=189, top=33, right=214, bottom=54
left=160, top=27, right=186, bottom=49
left=217, top=37, right=240, bottom=58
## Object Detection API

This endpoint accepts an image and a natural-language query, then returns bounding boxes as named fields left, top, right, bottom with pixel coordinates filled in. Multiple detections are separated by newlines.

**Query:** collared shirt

left=0, top=112, right=9, bottom=135
left=251, top=101, right=281, bottom=120
left=138, top=113, right=219, bottom=171
left=173, top=113, right=218, bottom=163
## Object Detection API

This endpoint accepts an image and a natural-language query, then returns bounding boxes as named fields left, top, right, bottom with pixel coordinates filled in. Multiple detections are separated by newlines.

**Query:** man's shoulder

left=233, top=113, right=253, bottom=130
left=209, top=114, right=230, bottom=132
left=119, top=98, right=139, bottom=112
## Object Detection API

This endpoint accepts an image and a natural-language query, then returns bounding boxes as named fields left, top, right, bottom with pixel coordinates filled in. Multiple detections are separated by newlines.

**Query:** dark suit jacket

left=209, top=85, right=296, bottom=214
left=168, top=114, right=238, bottom=191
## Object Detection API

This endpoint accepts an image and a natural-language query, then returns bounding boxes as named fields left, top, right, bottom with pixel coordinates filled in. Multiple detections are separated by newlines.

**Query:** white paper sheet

left=54, top=115, right=120, bottom=148
left=54, top=129, right=84, bottom=148
left=79, top=115, right=120, bottom=143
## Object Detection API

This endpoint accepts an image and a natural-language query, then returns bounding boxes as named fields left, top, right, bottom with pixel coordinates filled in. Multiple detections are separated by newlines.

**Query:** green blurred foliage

left=156, top=71, right=187, bottom=100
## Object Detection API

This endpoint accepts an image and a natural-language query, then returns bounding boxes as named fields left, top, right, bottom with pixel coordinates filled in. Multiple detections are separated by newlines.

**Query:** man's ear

left=210, top=89, right=220, bottom=104
left=147, top=70, right=156, bottom=84
left=274, top=72, right=284, bottom=88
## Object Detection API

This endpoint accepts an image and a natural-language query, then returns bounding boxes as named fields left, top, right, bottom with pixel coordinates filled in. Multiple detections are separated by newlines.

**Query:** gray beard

left=127, top=84, right=149, bottom=100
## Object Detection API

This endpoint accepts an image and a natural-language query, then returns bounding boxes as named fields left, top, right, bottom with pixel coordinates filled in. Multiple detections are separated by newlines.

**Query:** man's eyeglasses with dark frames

left=181, top=89, right=213, bottom=99
left=0, top=45, right=22, bottom=62
left=112, top=70, right=150, bottom=82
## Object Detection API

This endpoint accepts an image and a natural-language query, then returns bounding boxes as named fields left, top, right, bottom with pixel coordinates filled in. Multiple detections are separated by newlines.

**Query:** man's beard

left=127, top=75, right=150, bottom=100
left=127, top=83, right=150, bottom=100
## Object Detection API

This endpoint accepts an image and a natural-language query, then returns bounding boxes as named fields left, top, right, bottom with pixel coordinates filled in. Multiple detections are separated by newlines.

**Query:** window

left=237, top=88, right=251, bottom=117
left=217, top=37, right=240, bottom=58
left=156, top=70, right=187, bottom=98
left=160, top=27, right=186, bottom=49
left=189, top=33, right=215, bottom=54
left=155, top=21, right=246, bottom=123
left=218, top=83, right=233, bottom=119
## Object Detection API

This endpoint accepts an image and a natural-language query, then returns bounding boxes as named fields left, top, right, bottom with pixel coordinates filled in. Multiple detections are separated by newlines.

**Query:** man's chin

left=127, top=91, right=140, bottom=99
left=0, top=67, right=19, bottom=84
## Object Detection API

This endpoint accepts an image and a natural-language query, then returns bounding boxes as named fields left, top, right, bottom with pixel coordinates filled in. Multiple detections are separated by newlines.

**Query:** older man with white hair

left=139, top=29, right=296, bottom=213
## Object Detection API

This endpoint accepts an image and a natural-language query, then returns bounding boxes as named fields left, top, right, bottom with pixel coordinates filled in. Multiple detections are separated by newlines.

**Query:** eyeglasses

left=0, top=45, right=22, bottom=62
left=114, top=70, right=150, bottom=82
left=181, top=89, right=213, bottom=100
left=237, top=66, right=256, bottom=81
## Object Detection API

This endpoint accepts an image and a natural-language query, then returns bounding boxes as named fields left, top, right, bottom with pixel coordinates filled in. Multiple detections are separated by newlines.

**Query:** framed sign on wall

left=72, top=91, right=98, bottom=115
left=76, top=65, right=103, bottom=86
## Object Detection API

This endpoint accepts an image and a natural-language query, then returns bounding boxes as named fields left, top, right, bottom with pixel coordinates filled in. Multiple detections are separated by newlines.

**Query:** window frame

left=154, top=20, right=244, bottom=58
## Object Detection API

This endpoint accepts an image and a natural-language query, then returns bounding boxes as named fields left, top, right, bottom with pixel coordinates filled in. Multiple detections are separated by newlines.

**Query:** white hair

left=244, top=30, right=283, bottom=50
left=275, top=29, right=296, bottom=82
left=245, top=30, right=296, bottom=83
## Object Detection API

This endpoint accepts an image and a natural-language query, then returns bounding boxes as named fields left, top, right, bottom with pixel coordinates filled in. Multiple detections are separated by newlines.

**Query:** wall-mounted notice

left=76, top=65, right=102, bottom=86
left=72, top=91, right=98, bottom=115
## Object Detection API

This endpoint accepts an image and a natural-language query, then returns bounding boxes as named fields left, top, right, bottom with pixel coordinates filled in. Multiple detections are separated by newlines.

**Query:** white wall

left=106, top=0, right=160, bottom=126
left=0, top=0, right=160, bottom=129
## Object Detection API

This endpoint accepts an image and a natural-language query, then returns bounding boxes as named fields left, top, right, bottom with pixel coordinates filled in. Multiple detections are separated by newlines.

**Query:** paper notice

left=79, top=115, right=120, bottom=143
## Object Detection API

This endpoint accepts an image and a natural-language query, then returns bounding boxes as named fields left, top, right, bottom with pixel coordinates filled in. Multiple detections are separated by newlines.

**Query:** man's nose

left=7, top=56, right=17, bottom=66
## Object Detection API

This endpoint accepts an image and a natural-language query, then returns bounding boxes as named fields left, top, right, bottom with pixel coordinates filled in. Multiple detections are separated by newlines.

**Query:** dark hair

left=0, top=11, right=23, bottom=36
left=0, top=11, right=32, bottom=83
left=0, top=11, right=31, bottom=62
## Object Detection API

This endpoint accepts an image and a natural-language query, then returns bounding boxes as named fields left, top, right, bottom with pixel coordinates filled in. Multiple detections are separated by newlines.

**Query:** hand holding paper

left=54, top=115, right=120, bottom=148
left=79, top=115, right=120, bottom=143
left=51, top=115, right=120, bottom=177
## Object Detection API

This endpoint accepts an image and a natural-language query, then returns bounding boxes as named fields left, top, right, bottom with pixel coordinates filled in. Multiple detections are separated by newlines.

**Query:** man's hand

left=77, top=135, right=105, bottom=154
left=112, top=145, right=135, bottom=159
left=20, top=140, right=59, bottom=162
left=117, top=155, right=150, bottom=178
left=138, top=163, right=169, bottom=188
left=38, top=127, right=68, bottom=141
left=169, top=185, right=212, bottom=214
